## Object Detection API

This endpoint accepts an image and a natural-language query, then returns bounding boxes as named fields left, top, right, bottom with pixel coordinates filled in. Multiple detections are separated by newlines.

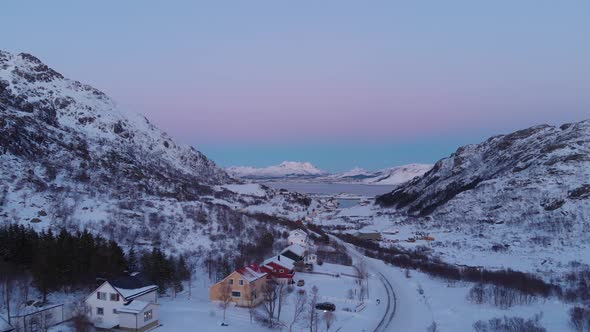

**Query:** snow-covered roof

left=281, top=244, right=306, bottom=257
left=109, top=273, right=158, bottom=300
left=235, top=264, right=267, bottom=282
left=289, top=229, right=307, bottom=236
left=263, top=255, right=295, bottom=270
left=114, top=285, right=158, bottom=300
left=117, top=300, right=151, bottom=314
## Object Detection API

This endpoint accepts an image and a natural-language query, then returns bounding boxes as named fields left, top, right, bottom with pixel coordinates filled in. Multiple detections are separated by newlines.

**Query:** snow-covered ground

left=341, top=241, right=574, bottom=332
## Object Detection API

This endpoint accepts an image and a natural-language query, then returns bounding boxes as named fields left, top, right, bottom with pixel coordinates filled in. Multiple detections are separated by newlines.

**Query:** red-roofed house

left=261, top=255, right=296, bottom=282
left=209, top=264, right=268, bottom=307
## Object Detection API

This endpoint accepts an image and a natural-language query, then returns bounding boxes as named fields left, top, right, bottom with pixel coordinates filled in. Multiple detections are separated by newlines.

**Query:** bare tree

left=323, top=311, right=335, bottom=331
left=307, top=286, right=319, bottom=332
left=185, top=254, right=198, bottom=299
left=218, top=281, right=233, bottom=322
left=262, top=281, right=279, bottom=327
left=71, top=301, right=92, bottom=332
left=289, top=292, right=307, bottom=332
left=355, top=260, right=369, bottom=301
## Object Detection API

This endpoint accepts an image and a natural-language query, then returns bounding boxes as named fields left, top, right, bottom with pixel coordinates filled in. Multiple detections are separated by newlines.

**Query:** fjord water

left=265, top=182, right=394, bottom=196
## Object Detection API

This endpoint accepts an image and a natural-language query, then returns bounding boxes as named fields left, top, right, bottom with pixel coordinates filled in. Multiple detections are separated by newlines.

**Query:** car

left=315, top=302, right=336, bottom=312
left=297, top=279, right=305, bottom=287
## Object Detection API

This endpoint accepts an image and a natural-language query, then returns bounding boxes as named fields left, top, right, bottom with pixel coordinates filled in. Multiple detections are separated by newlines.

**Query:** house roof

left=0, top=316, right=13, bottom=332
left=109, top=273, right=158, bottom=300
left=289, top=229, right=307, bottom=237
left=263, top=255, right=295, bottom=270
left=281, top=244, right=306, bottom=257
left=235, top=264, right=267, bottom=282
left=117, top=300, right=152, bottom=314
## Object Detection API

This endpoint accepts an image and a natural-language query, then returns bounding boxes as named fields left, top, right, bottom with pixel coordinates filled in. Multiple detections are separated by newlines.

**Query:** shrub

left=473, top=314, right=545, bottom=332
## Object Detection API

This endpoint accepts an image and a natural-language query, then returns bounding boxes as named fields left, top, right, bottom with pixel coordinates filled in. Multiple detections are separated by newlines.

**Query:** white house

left=85, top=273, right=159, bottom=331
left=288, top=229, right=312, bottom=247
left=281, top=244, right=317, bottom=265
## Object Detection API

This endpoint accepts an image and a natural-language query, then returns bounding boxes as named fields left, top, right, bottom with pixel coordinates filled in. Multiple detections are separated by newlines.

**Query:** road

left=374, top=272, right=397, bottom=332
left=330, top=236, right=398, bottom=332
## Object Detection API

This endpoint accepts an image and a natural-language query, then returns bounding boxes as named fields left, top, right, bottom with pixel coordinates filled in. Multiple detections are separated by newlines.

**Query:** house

left=356, top=231, right=382, bottom=241
left=261, top=255, right=295, bottom=282
left=9, top=302, right=63, bottom=332
left=280, top=244, right=306, bottom=262
left=281, top=244, right=317, bottom=265
left=0, top=316, right=14, bottom=332
left=210, top=264, right=267, bottom=307
left=288, top=229, right=312, bottom=247
left=85, top=273, right=159, bottom=331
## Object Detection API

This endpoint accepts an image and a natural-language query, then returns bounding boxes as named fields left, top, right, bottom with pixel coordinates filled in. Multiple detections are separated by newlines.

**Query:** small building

left=9, top=301, right=63, bottom=332
left=281, top=244, right=317, bottom=265
left=288, top=229, right=312, bottom=247
left=0, top=316, right=14, bottom=332
left=85, top=273, right=159, bottom=331
left=261, top=255, right=295, bottom=282
left=210, top=264, right=268, bottom=307
left=356, top=231, right=382, bottom=241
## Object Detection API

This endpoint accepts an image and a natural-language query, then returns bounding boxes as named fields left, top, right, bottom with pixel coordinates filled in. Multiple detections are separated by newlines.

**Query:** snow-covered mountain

left=376, top=121, right=590, bottom=224
left=228, top=161, right=431, bottom=187
left=227, top=161, right=327, bottom=179
left=0, top=51, right=314, bottom=254
left=322, top=121, right=590, bottom=276
left=330, top=164, right=432, bottom=185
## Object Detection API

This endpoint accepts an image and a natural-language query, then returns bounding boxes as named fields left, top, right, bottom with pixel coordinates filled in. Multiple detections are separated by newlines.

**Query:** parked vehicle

left=315, top=302, right=336, bottom=312
left=297, top=279, right=305, bottom=287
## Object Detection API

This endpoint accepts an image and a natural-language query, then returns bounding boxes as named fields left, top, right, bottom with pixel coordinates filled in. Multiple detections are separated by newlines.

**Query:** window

left=144, top=310, right=153, bottom=322
left=231, top=291, right=241, bottom=298
left=239, top=279, right=244, bottom=286
left=229, top=279, right=234, bottom=285
left=97, top=292, right=107, bottom=300
left=279, top=269, right=284, bottom=273
left=251, top=290, right=257, bottom=299
left=110, top=293, right=119, bottom=301
left=97, top=307, right=104, bottom=316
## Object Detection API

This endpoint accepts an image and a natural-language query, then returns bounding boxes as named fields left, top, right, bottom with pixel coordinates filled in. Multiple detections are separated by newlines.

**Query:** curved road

left=330, top=236, right=398, bottom=332
left=374, top=272, right=397, bottom=332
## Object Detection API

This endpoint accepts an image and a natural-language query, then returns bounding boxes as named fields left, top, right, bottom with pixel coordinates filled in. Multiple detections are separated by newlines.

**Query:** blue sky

left=2, top=1, right=589, bottom=171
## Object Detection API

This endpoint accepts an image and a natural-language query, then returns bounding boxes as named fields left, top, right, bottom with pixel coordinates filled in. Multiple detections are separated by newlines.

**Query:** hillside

left=376, top=121, right=590, bottom=224
left=0, top=51, right=312, bottom=258
left=321, top=121, right=590, bottom=275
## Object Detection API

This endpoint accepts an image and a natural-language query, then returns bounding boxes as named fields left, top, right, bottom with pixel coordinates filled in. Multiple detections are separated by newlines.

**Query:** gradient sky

left=3, top=1, right=589, bottom=171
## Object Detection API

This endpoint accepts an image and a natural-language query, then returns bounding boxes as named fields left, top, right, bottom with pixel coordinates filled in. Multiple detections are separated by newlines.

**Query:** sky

left=2, top=1, right=590, bottom=171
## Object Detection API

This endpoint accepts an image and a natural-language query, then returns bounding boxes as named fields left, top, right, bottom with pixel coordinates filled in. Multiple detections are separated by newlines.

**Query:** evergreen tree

left=127, top=247, right=138, bottom=272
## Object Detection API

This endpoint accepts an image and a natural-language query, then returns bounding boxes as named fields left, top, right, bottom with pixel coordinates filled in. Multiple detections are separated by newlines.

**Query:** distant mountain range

left=227, top=161, right=432, bottom=186
left=227, top=161, right=328, bottom=179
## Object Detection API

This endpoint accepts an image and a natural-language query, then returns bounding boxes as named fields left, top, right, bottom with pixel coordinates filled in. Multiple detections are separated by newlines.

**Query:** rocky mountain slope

left=0, top=51, right=312, bottom=256
left=376, top=121, right=590, bottom=227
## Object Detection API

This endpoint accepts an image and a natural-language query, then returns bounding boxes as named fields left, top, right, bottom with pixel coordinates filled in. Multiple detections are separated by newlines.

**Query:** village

left=1, top=228, right=387, bottom=332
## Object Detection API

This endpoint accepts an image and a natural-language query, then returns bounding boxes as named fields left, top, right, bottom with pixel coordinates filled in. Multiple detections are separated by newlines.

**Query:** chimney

left=278, top=255, right=280, bottom=261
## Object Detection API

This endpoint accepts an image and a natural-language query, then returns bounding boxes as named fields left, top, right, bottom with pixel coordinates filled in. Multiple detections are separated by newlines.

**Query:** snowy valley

left=1, top=50, right=589, bottom=332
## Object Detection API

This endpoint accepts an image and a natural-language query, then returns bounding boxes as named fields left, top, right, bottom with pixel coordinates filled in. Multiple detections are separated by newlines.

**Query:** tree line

left=0, top=225, right=193, bottom=303
left=336, top=233, right=556, bottom=297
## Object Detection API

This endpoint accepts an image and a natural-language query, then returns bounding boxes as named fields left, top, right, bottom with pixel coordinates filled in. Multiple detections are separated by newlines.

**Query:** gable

left=86, top=281, right=122, bottom=302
